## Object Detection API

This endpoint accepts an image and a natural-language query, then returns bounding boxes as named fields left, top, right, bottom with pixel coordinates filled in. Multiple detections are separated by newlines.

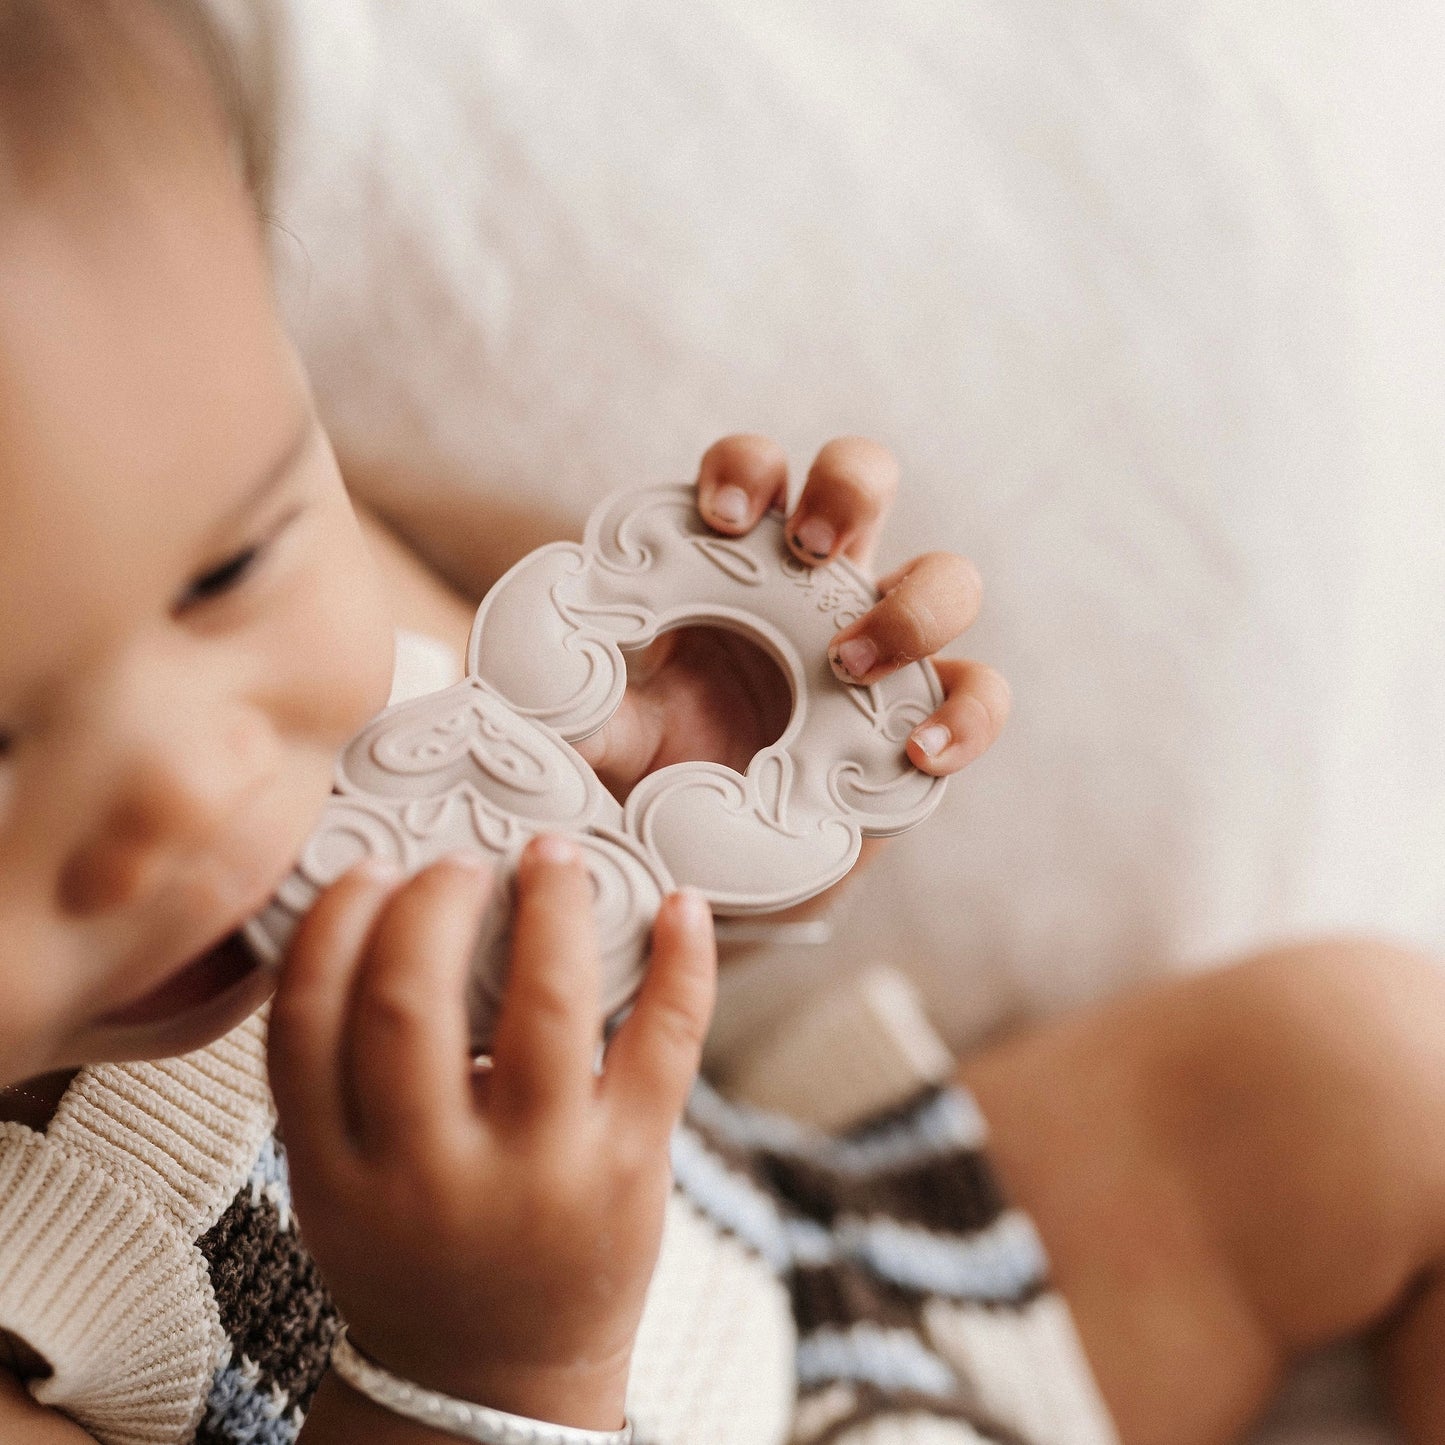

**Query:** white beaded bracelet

left=329, top=1328, right=633, bottom=1445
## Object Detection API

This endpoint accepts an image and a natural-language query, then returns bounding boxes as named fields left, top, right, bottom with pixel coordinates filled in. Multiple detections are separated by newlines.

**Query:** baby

left=1, top=5, right=1444, bottom=1445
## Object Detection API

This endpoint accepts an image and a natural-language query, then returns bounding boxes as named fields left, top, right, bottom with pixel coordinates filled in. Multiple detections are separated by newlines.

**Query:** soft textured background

left=231, top=2, right=1445, bottom=1439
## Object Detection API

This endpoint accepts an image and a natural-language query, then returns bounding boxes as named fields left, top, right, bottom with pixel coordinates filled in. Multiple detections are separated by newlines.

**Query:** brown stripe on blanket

left=790, top=1260, right=1051, bottom=1350
left=791, top=1260, right=930, bottom=1335
left=685, top=1082, right=1010, bottom=1235
left=842, top=1086, right=957, bottom=1134
left=197, top=1172, right=339, bottom=1411
left=797, top=1383, right=1036, bottom=1445
left=757, top=1147, right=1007, bottom=1235
left=682, top=1097, right=794, bottom=1194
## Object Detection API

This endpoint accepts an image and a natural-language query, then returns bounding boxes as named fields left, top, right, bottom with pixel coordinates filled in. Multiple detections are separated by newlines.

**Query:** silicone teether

left=245, top=484, right=947, bottom=1050
left=469, top=485, right=947, bottom=909
left=242, top=678, right=671, bottom=1052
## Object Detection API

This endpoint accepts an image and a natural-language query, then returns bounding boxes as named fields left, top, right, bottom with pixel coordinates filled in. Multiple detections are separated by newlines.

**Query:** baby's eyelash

left=178, top=544, right=264, bottom=610
left=0, top=732, right=11, bottom=760
left=174, top=502, right=308, bottom=617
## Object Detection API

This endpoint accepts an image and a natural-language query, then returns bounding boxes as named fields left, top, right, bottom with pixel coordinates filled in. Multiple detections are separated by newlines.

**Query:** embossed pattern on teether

left=246, top=485, right=947, bottom=1049
left=243, top=677, right=672, bottom=1051
left=468, top=486, right=946, bottom=913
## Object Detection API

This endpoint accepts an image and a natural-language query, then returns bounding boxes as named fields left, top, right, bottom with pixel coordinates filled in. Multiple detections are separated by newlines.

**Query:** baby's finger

left=487, top=835, right=604, bottom=1127
left=696, top=435, right=789, bottom=534
left=345, top=854, right=492, bottom=1159
left=786, top=437, right=900, bottom=570
left=603, top=889, right=716, bottom=1139
left=267, top=861, right=402, bottom=1175
left=571, top=658, right=668, bottom=802
left=905, top=659, right=1012, bottom=774
left=828, top=551, right=982, bottom=686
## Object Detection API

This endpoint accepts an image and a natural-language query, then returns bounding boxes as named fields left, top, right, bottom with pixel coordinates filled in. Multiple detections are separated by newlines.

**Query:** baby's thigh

left=958, top=938, right=1445, bottom=1445
left=1382, top=1270, right=1445, bottom=1444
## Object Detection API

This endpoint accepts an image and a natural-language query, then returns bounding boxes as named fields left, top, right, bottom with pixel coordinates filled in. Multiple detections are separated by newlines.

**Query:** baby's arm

left=0, top=840, right=712, bottom=1445
left=350, top=437, right=1007, bottom=939
left=0, top=846, right=711, bottom=1445
left=281, top=838, right=715, bottom=1439
left=0, top=1372, right=96, bottom=1443
left=350, top=437, right=1009, bottom=803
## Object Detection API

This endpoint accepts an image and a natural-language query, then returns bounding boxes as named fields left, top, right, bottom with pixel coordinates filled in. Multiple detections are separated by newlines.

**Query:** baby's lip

left=96, top=927, right=258, bottom=1029
left=98, top=861, right=297, bottom=1030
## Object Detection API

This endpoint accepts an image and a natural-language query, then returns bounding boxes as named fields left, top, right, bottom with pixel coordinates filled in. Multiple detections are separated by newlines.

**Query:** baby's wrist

left=339, top=1331, right=632, bottom=1436
left=439, top=1359, right=630, bottom=1435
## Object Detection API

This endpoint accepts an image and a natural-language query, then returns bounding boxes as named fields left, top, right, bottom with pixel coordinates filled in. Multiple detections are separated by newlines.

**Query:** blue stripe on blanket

left=686, top=1078, right=988, bottom=1174
left=201, top=1354, right=302, bottom=1445
left=671, top=1123, right=794, bottom=1271
left=673, top=1121, right=1048, bottom=1302
left=832, top=1209, right=1049, bottom=1302
left=244, top=1134, right=293, bottom=1229
left=795, top=1322, right=960, bottom=1397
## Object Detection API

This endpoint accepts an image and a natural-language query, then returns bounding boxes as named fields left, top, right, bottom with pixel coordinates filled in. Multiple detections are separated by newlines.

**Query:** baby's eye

left=178, top=544, right=262, bottom=610
left=0, top=732, right=11, bottom=761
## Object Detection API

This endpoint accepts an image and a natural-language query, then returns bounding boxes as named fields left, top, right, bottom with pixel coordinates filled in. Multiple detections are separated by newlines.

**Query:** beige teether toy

left=246, top=484, right=946, bottom=1050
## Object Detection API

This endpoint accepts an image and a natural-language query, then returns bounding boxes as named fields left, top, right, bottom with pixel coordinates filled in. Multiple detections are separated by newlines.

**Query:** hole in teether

left=601, top=624, right=794, bottom=802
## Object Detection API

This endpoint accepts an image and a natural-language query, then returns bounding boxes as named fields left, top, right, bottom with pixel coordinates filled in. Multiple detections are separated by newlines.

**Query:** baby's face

left=0, top=143, right=395, bottom=1082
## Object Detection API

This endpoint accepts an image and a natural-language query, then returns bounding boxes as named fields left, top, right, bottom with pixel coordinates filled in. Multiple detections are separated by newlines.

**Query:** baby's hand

left=267, top=836, right=716, bottom=1431
left=574, top=435, right=1010, bottom=797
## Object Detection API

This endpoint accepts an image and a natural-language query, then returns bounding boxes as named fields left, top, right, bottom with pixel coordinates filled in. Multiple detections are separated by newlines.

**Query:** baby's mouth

left=97, top=929, right=259, bottom=1029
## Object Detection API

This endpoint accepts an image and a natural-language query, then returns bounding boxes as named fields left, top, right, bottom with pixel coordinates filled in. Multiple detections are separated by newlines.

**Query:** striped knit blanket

left=188, top=1079, right=1114, bottom=1445
left=0, top=997, right=1112, bottom=1445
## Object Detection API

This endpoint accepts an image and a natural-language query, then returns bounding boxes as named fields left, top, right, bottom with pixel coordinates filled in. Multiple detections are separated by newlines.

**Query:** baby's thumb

left=572, top=699, right=656, bottom=799
left=602, top=889, right=716, bottom=1133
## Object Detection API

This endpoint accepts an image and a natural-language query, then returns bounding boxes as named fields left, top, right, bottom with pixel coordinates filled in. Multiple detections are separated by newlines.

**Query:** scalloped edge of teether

left=466, top=483, right=948, bottom=915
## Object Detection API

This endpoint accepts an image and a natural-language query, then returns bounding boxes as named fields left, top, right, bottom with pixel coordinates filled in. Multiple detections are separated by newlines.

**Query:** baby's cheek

left=287, top=432, right=399, bottom=740
left=313, top=543, right=398, bottom=740
left=0, top=921, right=77, bottom=1082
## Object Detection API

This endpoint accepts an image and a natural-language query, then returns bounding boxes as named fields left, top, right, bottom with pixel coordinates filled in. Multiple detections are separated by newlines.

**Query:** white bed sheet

left=240, top=3, right=1445, bottom=1437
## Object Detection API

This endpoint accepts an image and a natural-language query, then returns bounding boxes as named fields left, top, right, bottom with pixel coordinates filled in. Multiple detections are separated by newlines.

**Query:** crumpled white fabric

left=218, top=4, right=1445, bottom=1439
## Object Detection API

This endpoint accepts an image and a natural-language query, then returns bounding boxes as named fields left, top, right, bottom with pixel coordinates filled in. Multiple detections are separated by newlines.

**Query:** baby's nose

left=58, top=711, right=272, bottom=917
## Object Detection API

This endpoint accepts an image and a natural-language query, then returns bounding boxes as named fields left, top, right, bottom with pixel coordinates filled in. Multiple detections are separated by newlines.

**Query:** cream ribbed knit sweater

left=0, top=1015, right=273, bottom=1443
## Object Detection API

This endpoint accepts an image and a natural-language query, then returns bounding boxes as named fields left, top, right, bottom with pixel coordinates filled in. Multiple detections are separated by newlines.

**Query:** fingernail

left=792, top=515, right=835, bottom=560
left=532, top=834, right=579, bottom=866
left=911, top=723, right=951, bottom=758
left=354, top=858, right=403, bottom=885
left=675, top=887, right=712, bottom=929
left=833, top=636, right=879, bottom=680
left=708, top=484, right=750, bottom=527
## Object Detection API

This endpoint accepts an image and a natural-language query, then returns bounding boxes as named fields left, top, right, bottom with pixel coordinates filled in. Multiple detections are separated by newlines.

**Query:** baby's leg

left=1380, top=1256, right=1445, bottom=1442
left=956, top=939, right=1445, bottom=1445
